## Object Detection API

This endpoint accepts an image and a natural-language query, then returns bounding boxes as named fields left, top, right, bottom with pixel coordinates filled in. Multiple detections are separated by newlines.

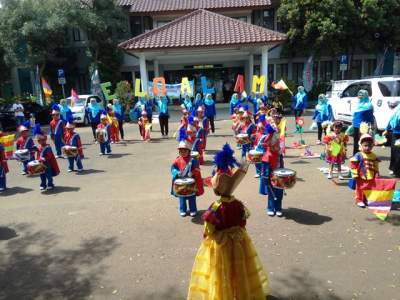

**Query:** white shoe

left=21, top=171, right=27, bottom=175
left=316, top=140, right=321, bottom=145
left=0, top=188, right=5, bottom=192
left=357, top=202, right=366, bottom=208
left=267, top=211, right=275, bottom=216
left=327, top=173, right=333, bottom=179
left=99, top=153, right=104, bottom=156
left=276, top=211, right=283, bottom=217
left=40, top=186, right=45, bottom=191
left=338, top=175, right=344, bottom=180
left=254, top=174, right=260, bottom=178
left=180, top=212, right=186, bottom=217
left=389, top=170, right=394, bottom=175
left=190, top=212, right=197, bottom=217
left=68, top=169, right=73, bottom=173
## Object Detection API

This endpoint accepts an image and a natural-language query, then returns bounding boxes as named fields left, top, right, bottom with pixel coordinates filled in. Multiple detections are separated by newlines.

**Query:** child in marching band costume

left=97, top=114, right=112, bottom=155
left=187, top=143, right=269, bottom=299
left=350, top=134, right=380, bottom=208
left=239, top=111, right=256, bottom=158
left=64, top=122, right=84, bottom=172
left=204, top=93, right=216, bottom=134
left=171, top=137, right=204, bottom=217
left=195, top=106, right=210, bottom=148
left=138, top=110, right=151, bottom=142
left=15, top=122, right=35, bottom=175
left=252, top=115, right=266, bottom=178
left=49, top=108, right=65, bottom=158
left=323, top=121, right=349, bottom=179
left=0, top=131, right=9, bottom=192
left=33, top=124, right=60, bottom=191
left=258, top=124, right=285, bottom=217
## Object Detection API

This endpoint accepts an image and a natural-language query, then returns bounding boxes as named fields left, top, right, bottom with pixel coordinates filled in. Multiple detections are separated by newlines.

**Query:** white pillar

left=247, top=54, right=254, bottom=92
left=139, top=54, right=148, bottom=93
left=154, top=59, right=159, bottom=77
left=261, top=46, right=269, bottom=96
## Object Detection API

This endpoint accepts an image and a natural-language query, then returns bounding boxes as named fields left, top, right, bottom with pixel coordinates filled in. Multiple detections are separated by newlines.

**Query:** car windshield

left=67, top=98, right=86, bottom=106
left=378, top=80, right=400, bottom=97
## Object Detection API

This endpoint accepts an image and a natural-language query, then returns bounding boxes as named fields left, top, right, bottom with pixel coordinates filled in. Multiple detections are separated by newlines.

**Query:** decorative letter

left=201, top=76, right=215, bottom=94
left=180, top=77, right=192, bottom=95
left=252, top=75, right=266, bottom=94
left=135, top=78, right=147, bottom=97
left=100, top=82, right=116, bottom=101
left=234, top=75, right=244, bottom=93
left=153, top=77, right=166, bottom=96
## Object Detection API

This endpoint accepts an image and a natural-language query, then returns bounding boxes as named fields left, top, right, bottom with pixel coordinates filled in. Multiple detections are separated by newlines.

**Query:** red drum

left=27, top=160, right=46, bottom=175
left=236, top=133, right=251, bottom=145
left=173, top=178, right=196, bottom=197
left=62, top=146, right=78, bottom=157
left=271, top=168, right=296, bottom=189
left=247, top=150, right=263, bottom=163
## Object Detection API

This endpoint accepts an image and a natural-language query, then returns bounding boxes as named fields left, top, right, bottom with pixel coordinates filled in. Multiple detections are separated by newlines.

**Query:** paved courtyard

left=0, top=113, right=399, bottom=300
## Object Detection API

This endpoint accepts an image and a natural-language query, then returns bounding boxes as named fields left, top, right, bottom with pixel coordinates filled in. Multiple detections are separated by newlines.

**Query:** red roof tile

left=117, top=0, right=272, bottom=13
left=119, top=9, right=286, bottom=52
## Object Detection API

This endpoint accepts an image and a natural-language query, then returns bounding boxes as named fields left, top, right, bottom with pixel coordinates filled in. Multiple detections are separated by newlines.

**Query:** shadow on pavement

left=202, top=161, right=215, bottom=167
left=289, top=160, right=310, bottom=165
left=270, top=268, right=341, bottom=300
left=42, top=186, right=80, bottom=194
left=205, top=149, right=219, bottom=155
left=0, top=223, right=120, bottom=300
left=366, top=213, right=400, bottom=226
left=132, top=287, right=184, bottom=299
left=0, top=227, right=18, bottom=240
left=190, top=210, right=207, bottom=225
left=283, top=207, right=332, bottom=225
left=76, top=169, right=105, bottom=175
left=107, top=153, right=132, bottom=159
left=1, top=187, right=33, bottom=196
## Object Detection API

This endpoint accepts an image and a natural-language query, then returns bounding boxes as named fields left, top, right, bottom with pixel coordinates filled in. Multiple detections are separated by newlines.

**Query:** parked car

left=65, top=95, right=104, bottom=125
left=0, top=107, right=17, bottom=131
left=328, top=76, right=400, bottom=131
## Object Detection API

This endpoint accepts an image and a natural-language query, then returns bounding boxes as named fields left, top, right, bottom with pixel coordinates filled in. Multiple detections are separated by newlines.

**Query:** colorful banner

left=147, top=80, right=194, bottom=99
left=0, top=134, right=15, bottom=158
left=90, top=69, right=104, bottom=101
left=41, top=79, right=52, bottom=101
left=360, top=178, right=396, bottom=220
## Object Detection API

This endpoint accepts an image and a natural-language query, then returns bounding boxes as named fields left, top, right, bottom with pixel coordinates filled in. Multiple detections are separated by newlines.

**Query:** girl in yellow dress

left=187, top=144, right=269, bottom=300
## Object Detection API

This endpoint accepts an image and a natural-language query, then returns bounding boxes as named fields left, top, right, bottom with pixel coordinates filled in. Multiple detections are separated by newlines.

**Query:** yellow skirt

left=187, top=227, right=269, bottom=300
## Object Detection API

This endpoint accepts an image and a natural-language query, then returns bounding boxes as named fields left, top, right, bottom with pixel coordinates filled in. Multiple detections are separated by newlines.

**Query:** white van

left=328, top=76, right=400, bottom=130
left=65, top=95, right=104, bottom=125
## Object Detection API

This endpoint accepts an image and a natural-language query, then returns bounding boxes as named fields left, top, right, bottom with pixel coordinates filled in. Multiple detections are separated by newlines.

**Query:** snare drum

left=96, top=129, right=106, bottom=143
left=173, top=178, right=196, bottom=197
left=271, top=168, right=296, bottom=189
left=27, top=160, right=46, bottom=175
left=191, top=151, right=200, bottom=160
left=14, top=149, right=30, bottom=162
left=236, top=133, right=251, bottom=145
left=62, top=146, right=78, bottom=157
left=247, top=149, right=263, bottom=163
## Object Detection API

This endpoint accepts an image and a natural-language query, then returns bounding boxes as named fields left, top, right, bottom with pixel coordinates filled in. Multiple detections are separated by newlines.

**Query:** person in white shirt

left=12, top=100, right=25, bottom=127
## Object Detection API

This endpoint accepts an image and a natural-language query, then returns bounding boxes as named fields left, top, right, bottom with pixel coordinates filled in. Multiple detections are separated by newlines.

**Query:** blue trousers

left=267, top=186, right=284, bottom=212
left=241, top=143, right=251, bottom=158
left=0, top=167, right=6, bottom=190
left=100, top=142, right=111, bottom=154
left=22, top=156, right=34, bottom=173
left=54, top=136, right=64, bottom=156
left=40, top=168, right=54, bottom=188
left=179, top=195, right=197, bottom=213
left=255, top=162, right=262, bottom=175
left=68, top=156, right=83, bottom=171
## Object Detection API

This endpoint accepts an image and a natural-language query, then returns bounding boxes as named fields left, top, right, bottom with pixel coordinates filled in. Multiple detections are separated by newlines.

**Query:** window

left=130, top=16, right=153, bottom=37
left=72, top=28, right=82, bottom=41
left=319, top=61, right=332, bottom=82
left=364, top=59, right=377, bottom=77
left=342, top=84, right=360, bottom=97
left=378, top=80, right=400, bottom=97
left=276, top=63, right=288, bottom=80
left=313, top=62, right=319, bottom=83
left=262, top=9, right=275, bottom=30
left=156, top=20, right=171, bottom=28
left=232, top=16, right=248, bottom=22
left=292, top=63, right=304, bottom=84
left=358, top=82, right=372, bottom=95
left=268, top=64, right=274, bottom=82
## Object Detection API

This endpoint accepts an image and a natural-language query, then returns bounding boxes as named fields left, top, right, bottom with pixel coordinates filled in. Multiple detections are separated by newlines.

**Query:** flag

left=71, top=88, right=79, bottom=107
left=42, top=79, right=52, bottom=101
left=34, top=65, right=44, bottom=106
left=271, top=79, right=289, bottom=91
left=303, top=55, right=314, bottom=92
left=90, top=68, right=104, bottom=101
left=360, top=178, right=397, bottom=220
left=0, top=134, right=15, bottom=158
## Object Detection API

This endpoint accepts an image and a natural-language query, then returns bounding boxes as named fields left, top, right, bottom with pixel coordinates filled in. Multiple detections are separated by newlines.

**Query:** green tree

left=115, top=80, right=133, bottom=110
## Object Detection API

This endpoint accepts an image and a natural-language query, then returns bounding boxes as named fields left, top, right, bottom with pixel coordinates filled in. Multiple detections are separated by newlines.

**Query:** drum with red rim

left=62, top=146, right=78, bottom=158
left=236, top=133, right=251, bottom=145
left=247, top=149, right=263, bottom=164
left=271, top=168, right=296, bottom=189
left=173, top=178, right=196, bottom=197
left=27, top=160, right=46, bottom=175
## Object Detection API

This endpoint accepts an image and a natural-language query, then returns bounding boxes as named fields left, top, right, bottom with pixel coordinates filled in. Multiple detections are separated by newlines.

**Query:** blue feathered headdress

left=214, top=143, right=238, bottom=172
left=51, top=103, right=60, bottom=111
left=177, top=126, right=187, bottom=142
left=258, top=114, right=266, bottom=124
left=188, top=115, right=194, bottom=125
left=22, top=120, right=31, bottom=129
left=67, top=115, right=74, bottom=124
left=33, top=124, right=46, bottom=137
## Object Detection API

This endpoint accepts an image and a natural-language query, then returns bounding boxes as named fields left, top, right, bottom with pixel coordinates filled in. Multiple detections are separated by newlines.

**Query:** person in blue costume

left=33, top=124, right=60, bottom=191
left=96, top=113, right=112, bottom=155
left=156, top=95, right=171, bottom=138
left=64, top=121, right=84, bottom=172
left=292, top=86, right=308, bottom=118
left=383, top=104, right=400, bottom=177
left=134, top=97, right=154, bottom=123
left=258, top=124, right=284, bottom=217
left=312, top=94, right=333, bottom=144
left=247, top=93, right=267, bottom=119
left=49, top=107, right=65, bottom=158
left=58, top=99, right=73, bottom=122
left=352, top=89, right=374, bottom=155
left=229, top=93, right=245, bottom=115
left=181, top=94, right=194, bottom=114
left=171, top=131, right=204, bottom=217
left=204, top=93, right=216, bottom=134
left=86, top=98, right=102, bottom=142
left=113, top=98, right=125, bottom=140
left=194, top=93, right=204, bottom=111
